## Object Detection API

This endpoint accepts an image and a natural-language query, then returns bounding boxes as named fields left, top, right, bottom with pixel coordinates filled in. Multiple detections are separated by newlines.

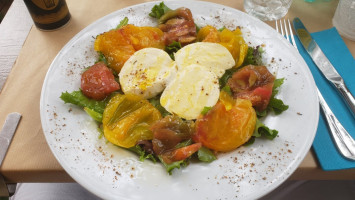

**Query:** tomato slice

left=158, top=8, right=197, bottom=45
left=227, top=65, right=275, bottom=111
left=150, top=115, right=195, bottom=155
left=196, top=25, right=220, bottom=42
left=161, top=143, right=202, bottom=164
left=81, top=62, right=120, bottom=100
left=196, top=26, right=248, bottom=67
left=102, top=94, right=162, bottom=148
left=149, top=115, right=199, bottom=163
left=194, top=97, right=256, bottom=152
left=94, top=25, right=164, bottom=73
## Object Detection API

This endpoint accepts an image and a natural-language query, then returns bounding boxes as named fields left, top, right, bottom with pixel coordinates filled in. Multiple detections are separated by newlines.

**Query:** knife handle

left=317, top=89, right=355, bottom=160
left=333, top=80, right=355, bottom=120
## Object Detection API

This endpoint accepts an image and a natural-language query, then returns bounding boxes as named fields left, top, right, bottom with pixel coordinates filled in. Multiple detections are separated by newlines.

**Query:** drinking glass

left=244, top=0, right=293, bottom=21
left=332, top=0, right=355, bottom=41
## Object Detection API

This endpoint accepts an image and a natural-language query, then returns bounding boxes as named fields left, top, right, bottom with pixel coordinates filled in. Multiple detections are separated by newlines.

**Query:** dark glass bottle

left=24, top=0, right=71, bottom=30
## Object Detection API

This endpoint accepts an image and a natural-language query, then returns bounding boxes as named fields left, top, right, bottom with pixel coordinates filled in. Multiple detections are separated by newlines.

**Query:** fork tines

left=276, top=19, right=298, bottom=51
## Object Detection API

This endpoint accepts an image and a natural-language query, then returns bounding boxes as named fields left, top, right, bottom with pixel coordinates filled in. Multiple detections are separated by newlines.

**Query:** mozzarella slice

left=160, top=64, right=220, bottom=120
left=174, top=42, right=235, bottom=78
left=119, top=48, right=177, bottom=99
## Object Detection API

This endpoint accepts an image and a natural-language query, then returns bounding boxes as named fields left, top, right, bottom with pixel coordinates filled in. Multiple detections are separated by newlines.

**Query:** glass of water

left=244, top=0, right=293, bottom=21
left=332, top=0, right=355, bottom=41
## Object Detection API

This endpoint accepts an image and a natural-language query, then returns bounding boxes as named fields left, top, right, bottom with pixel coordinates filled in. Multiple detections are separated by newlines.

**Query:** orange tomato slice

left=94, top=25, right=164, bottom=73
left=194, top=96, right=256, bottom=152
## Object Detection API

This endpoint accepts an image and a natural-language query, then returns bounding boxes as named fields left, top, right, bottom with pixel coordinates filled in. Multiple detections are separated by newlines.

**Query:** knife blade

left=293, top=17, right=355, bottom=119
left=0, top=112, right=21, bottom=166
left=0, top=112, right=21, bottom=196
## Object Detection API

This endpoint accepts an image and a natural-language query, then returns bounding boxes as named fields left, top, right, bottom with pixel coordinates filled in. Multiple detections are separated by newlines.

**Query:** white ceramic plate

left=40, top=1, right=319, bottom=199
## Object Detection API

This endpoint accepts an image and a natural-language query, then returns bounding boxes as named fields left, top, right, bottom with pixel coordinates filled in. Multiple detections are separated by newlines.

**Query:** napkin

left=294, top=27, right=355, bottom=170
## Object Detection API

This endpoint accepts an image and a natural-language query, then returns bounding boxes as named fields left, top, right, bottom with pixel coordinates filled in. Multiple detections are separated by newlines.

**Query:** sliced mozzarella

left=174, top=42, right=235, bottom=78
left=160, top=64, right=220, bottom=120
left=119, top=48, right=177, bottom=99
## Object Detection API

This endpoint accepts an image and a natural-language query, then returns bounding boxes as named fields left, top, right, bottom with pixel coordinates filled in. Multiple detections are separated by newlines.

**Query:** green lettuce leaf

left=255, top=109, right=267, bottom=118
left=267, top=78, right=289, bottom=115
left=197, top=147, right=216, bottom=162
left=158, top=156, right=189, bottom=175
left=149, top=96, right=171, bottom=117
left=218, top=26, right=226, bottom=32
left=243, top=136, right=256, bottom=146
left=243, top=46, right=264, bottom=66
left=195, top=24, right=200, bottom=33
left=149, top=2, right=172, bottom=19
left=84, top=107, right=103, bottom=122
left=60, top=90, right=108, bottom=114
left=253, top=118, right=278, bottom=139
left=165, top=41, right=181, bottom=60
left=222, top=85, right=232, bottom=96
left=128, top=144, right=157, bottom=163
left=219, top=68, right=238, bottom=89
left=116, top=17, right=129, bottom=29
left=272, top=78, right=284, bottom=95
left=96, top=52, right=108, bottom=65
left=245, top=118, right=278, bottom=146
left=175, top=139, right=193, bottom=148
left=268, top=98, right=289, bottom=115
left=97, top=125, right=104, bottom=139
left=201, top=106, right=212, bottom=115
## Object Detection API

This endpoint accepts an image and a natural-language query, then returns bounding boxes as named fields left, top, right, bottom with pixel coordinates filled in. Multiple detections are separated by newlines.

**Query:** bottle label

left=32, top=0, right=59, bottom=10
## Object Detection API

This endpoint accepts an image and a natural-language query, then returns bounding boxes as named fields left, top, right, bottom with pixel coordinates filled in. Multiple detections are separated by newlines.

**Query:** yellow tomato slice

left=194, top=97, right=256, bottom=152
left=102, top=93, right=162, bottom=148
left=219, top=28, right=248, bottom=68
left=196, top=25, right=220, bottom=42
left=236, top=43, right=248, bottom=67
left=196, top=26, right=248, bottom=68
left=219, top=90, right=235, bottom=111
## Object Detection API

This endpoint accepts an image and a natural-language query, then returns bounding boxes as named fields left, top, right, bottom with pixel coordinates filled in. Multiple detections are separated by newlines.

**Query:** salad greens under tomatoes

left=60, top=2, right=288, bottom=175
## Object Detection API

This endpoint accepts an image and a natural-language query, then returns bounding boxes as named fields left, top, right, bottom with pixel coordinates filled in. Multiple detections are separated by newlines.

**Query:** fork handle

left=317, top=89, right=355, bottom=160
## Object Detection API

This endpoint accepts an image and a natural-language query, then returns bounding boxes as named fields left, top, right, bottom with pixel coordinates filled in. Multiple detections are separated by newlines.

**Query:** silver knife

left=0, top=112, right=21, bottom=166
left=293, top=17, right=355, bottom=119
left=0, top=112, right=21, bottom=197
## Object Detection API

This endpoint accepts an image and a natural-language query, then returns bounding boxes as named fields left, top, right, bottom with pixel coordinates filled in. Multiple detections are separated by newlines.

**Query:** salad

left=60, top=2, right=288, bottom=174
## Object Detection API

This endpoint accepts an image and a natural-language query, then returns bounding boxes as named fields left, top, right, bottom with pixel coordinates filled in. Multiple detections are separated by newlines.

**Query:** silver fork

left=276, top=19, right=355, bottom=161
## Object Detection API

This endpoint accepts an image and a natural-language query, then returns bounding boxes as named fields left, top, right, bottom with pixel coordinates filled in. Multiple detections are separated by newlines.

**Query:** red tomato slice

left=253, top=85, right=273, bottom=99
left=251, top=84, right=273, bottom=109
left=227, top=65, right=275, bottom=111
left=81, top=62, right=120, bottom=100
left=171, top=143, right=201, bottom=161
left=161, top=143, right=202, bottom=164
